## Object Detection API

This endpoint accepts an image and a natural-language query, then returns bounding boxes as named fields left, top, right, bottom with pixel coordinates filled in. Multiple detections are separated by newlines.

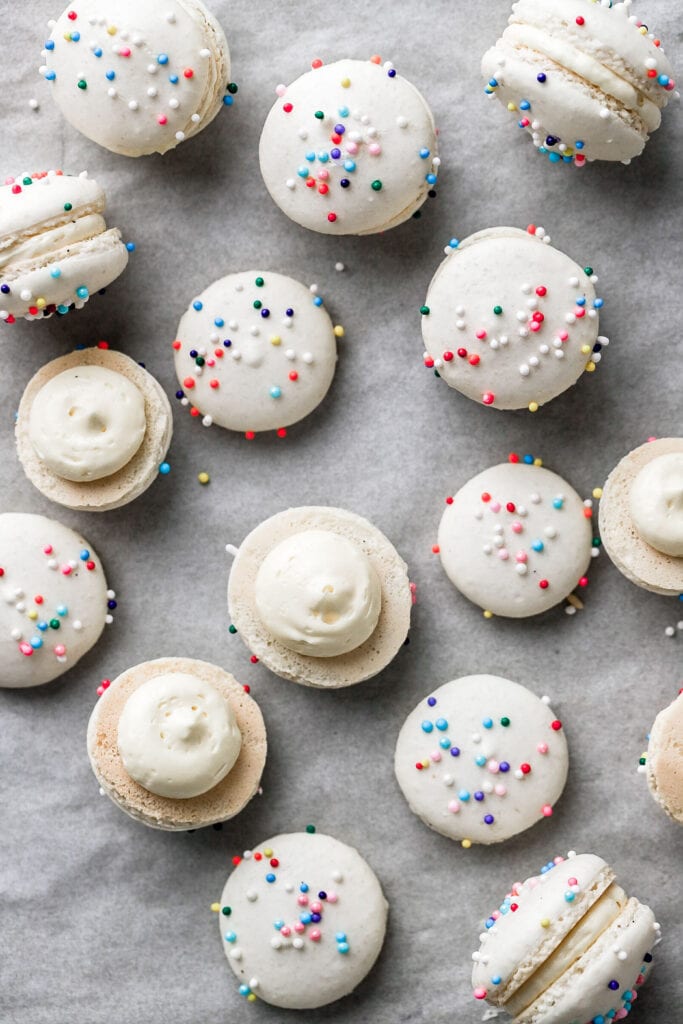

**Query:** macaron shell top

left=646, top=691, right=683, bottom=823
left=394, top=675, right=568, bottom=845
left=218, top=831, right=388, bottom=1008
left=598, top=437, right=683, bottom=596
left=0, top=512, right=110, bottom=688
left=438, top=461, right=593, bottom=617
left=421, top=227, right=603, bottom=410
left=173, top=271, right=338, bottom=434
left=471, top=853, right=614, bottom=1003
left=42, top=0, right=231, bottom=157
left=259, top=57, right=438, bottom=235
left=0, top=171, right=129, bottom=322
left=482, top=0, right=675, bottom=165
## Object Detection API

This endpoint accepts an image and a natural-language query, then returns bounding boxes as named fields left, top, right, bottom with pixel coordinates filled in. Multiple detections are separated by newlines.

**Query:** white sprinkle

left=599, top=107, right=610, bottom=119
left=665, top=626, right=676, bottom=637
left=128, top=100, right=139, bottom=111
left=191, top=113, right=201, bottom=123
left=199, top=48, right=210, bottom=58
left=230, top=948, right=242, bottom=960
left=270, top=938, right=282, bottom=950
left=175, top=131, right=185, bottom=142
left=147, top=64, right=158, bottom=74
left=335, top=262, right=345, bottom=272
left=147, top=87, right=158, bottom=98
left=169, top=97, right=179, bottom=109
left=302, top=352, right=314, bottom=364
left=29, top=99, right=39, bottom=110
left=166, top=12, right=176, bottom=23
left=285, top=178, right=295, bottom=189
left=519, top=364, right=530, bottom=377
left=396, top=116, right=408, bottom=128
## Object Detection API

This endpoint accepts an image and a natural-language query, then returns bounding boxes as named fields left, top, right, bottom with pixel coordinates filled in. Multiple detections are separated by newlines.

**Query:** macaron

left=482, top=0, right=676, bottom=167
left=16, top=347, right=172, bottom=512
left=0, top=170, right=129, bottom=323
left=259, top=56, right=439, bottom=235
left=395, top=675, right=568, bottom=845
left=437, top=456, right=594, bottom=618
left=421, top=226, right=607, bottom=411
left=87, top=657, right=267, bottom=830
left=599, top=438, right=683, bottom=596
left=41, top=0, right=233, bottom=157
left=471, top=851, right=660, bottom=1024
left=228, top=506, right=412, bottom=688
left=640, top=690, right=683, bottom=824
left=173, top=271, right=339, bottom=436
left=215, top=830, right=387, bottom=1008
left=0, top=512, right=112, bottom=688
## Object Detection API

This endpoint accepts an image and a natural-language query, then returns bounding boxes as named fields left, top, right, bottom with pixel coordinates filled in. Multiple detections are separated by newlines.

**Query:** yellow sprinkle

left=507, top=102, right=517, bottom=112
left=36, top=297, right=46, bottom=309
left=580, top=344, right=591, bottom=355
left=107, top=24, right=117, bottom=35
left=540, top=918, right=550, bottom=928
left=422, top=759, right=429, bottom=769
left=263, top=847, right=273, bottom=857
left=585, top=361, right=596, bottom=372
left=639, top=25, right=647, bottom=34
left=483, top=609, right=494, bottom=620
left=269, top=335, right=281, bottom=346
left=341, top=77, right=351, bottom=88
left=198, top=472, right=210, bottom=485
left=247, top=994, right=257, bottom=1003
left=333, top=325, right=345, bottom=338
left=210, top=902, right=220, bottom=913
left=63, top=32, right=71, bottom=41
left=567, top=593, right=584, bottom=610
left=592, top=487, right=603, bottom=499
left=461, top=839, right=472, bottom=849
left=528, top=401, right=539, bottom=413
left=533, top=458, right=543, bottom=467
left=28, top=610, right=38, bottom=621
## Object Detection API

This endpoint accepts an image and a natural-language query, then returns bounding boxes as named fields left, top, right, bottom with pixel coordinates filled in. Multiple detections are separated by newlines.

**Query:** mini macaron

left=87, top=657, right=267, bottom=830
left=216, top=830, right=387, bottom=1008
left=173, top=271, right=339, bottom=436
left=0, top=512, right=112, bottom=688
left=259, top=56, right=438, bottom=235
left=471, top=851, right=660, bottom=1024
left=228, top=506, right=412, bottom=688
left=641, top=690, right=683, bottom=824
left=437, top=455, right=594, bottom=618
left=482, top=0, right=676, bottom=167
left=0, top=170, right=128, bottom=323
left=16, top=347, right=173, bottom=512
left=395, top=676, right=568, bottom=845
left=599, top=438, right=683, bottom=596
left=41, top=0, right=233, bottom=157
left=421, top=225, right=607, bottom=411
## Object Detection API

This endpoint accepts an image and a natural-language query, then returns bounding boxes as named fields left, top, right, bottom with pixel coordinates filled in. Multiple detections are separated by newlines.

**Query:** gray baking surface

left=1, top=1, right=681, bottom=1022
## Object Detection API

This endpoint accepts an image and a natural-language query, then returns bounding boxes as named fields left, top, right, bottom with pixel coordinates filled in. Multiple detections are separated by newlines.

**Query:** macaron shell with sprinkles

left=394, top=675, right=568, bottom=845
left=42, top=0, right=232, bottom=157
left=228, top=505, right=412, bottom=688
left=15, top=347, right=173, bottom=512
left=482, top=0, right=675, bottom=166
left=217, top=831, right=388, bottom=1008
left=438, top=461, right=593, bottom=617
left=173, top=271, right=338, bottom=434
left=0, top=512, right=110, bottom=688
left=645, top=691, right=683, bottom=824
left=421, top=226, right=603, bottom=410
left=259, top=57, right=439, bottom=235
left=599, top=437, right=683, bottom=596
left=0, top=171, right=129, bottom=321
left=87, top=657, right=267, bottom=830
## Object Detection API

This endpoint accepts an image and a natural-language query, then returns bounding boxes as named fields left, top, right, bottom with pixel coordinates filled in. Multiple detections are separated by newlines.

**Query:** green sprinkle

left=638, top=757, right=646, bottom=766
left=592, top=537, right=602, bottom=547
left=420, top=305, right=430, bottom=315
left=195, top=356, right=205, bottom=367
left=77, top=79, right=87, bottom=90
left=255, top=277, right=264, bottom=287
left=371, top=179, right=382, bottom=191
left=228, top=624, right=237, bottom=634
left=49, top=619, right=60, bottom=630
left=434, top=370, right=440, bottom=378
left=314, top=110, right=324, bottom=119
left=500, top=716, right=510, bottom=727
left=253, top=299, right=262, bottom=309
left=221, top=906, right=232, bottom=916
left=64, top=202, right=72, bottom=212
left=305, top=824, right=316, bottom=834
left=583, top=266, right=593, bottom=276
left=23, top=177, right=33, bottom=186
left=227, top=82, right=238, bottom=94
left=493, top=305, right=503, bottom=315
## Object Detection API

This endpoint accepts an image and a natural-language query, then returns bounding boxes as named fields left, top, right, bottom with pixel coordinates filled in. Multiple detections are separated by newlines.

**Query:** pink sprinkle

left=529, top=321, right=541, bottom=332
left=515, top=550, right=527, bottom=563
left=575, top=307, right=586, bottom=318
left=520, top=117, right=530, bottom=127
left=368, top=143, right=382, bottom=156
left=553, top=856, right=565, bottom=864
left=511, top=521, right=523, bottom=534
left=96, top=685, right=104, bottom=696
left=537, top=742, right=548, bottom=754
left=615, top=1011, right=628, bottom=1020
left=43, top=545, right=53, bottom=554
left=61, top=565, right=72, bottom=576
left=280, top=926, right=291, bottom=937
left=275, top=84, right=286, bottom=97
left=309, top=929, right=321, bottom=942
left=317, top=169, right=329, bottom=181
left=431, top=751, right=442, bottom=763
left=490, top=501, right=501, bottom=513
left=448, top=800, right=460, bottom=813
left=487, top=760, right=500, bottom=773
left=491, top=910, right=501, bottom=919
left=473, top=987, right=487, bottom=1000
left=558, top=330, right=569, bottom=341
left=542, top=804, right=553, bottom=817
left=54, top=644, right=66, bottom=657
left=326, top=892, right=338, bottom=903
left=498, top=549, right=509, bottom=561
left=494, top=784, right=507, bottom=796
left=345, top=141, right=359, bottom=155
left=310, top=902, right=322, bottom=914
left=567, top=877, right=578, bottom=886
left=206, top=358, right=215, bottom=367
left=476, top=329, right=487, bottom=340
left=158, top=114, right=168, bottom=125
left=19, top=642, right=33, bottom=657
left=4, top=176, right=15, bottom=185
left=293, top=921, right=305, bottom=933
left=119, top=46, right=131, bottom=57
left=297, top=894, right=308, bottom=906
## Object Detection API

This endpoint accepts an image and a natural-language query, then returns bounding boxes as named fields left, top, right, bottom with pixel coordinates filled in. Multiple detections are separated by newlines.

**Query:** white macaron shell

left=43, top=0, right=230, bottom=157
left=629, top=453, right=683, bottom=557
left=0, top=513, right=109, bottom=688
left=422, top=227, right=599, bottom=409
left=173, top=271, right=337, bottom=433
left=254, top=530, right=382, bottom=657
left=259, top=58, right=438, bottom=235
left=28, top=365, right=147, bottom=482
left=438, top=462, right=593, bottom=617
left=117, top=672, right=242, bottom=798
left=395, top=675, right=568, bottom=844
left=218, top=832, right=387, bottom=1008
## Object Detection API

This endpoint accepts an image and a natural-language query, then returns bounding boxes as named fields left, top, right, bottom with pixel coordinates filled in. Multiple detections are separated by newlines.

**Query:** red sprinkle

left=509, top=452, right=520, bottom=463
left=482, top=392, right=495, bottom=405
left=536, top=286, right=547, bottom=296
left=209, top=379, right=219, bottom=389
left=443, top=351, right=454, bottom=362
left=242, top=684, right=250, bottom=693
left=539, top=579, right=549, bottom=589
left=276, top=428, right=287, bottom=438
left=283, top=102, right=293, bottom=113
left=506, top=502, right=516, bottom=513
left=232, top=856, right=242, bottom=866
left=254, top=852, right=263, bottom=861
left=468, top=354, right=480, bottom=366
left=184, top=68, right=194, bottom=79
left=481, top=492, right=491, bottom=502
left=311, top=58, right=323, bottom=69
left=575, top=15, right=585, bottom=25
left=172, top=340, right=181, bottom=350
left=327, top=212, right=337, bottom=222
left=250, top=655, right=259, bottom=664
left=288, top=370, right=298, bottom=381
left=551, top=720, right=563, bottom=731
left=183, top=377, right=195, bottom=389
left=457, top=348, right=467, bottom=358
left=578, top=576, right=589, bottom=587
left=245, top=431, right=255, bottom=440
left=445, top=496, right=453, bottom=505
left=520, top=763, right=531, bottom=774
left=270, top=858, right=279, bottom=867
left=67, top=10, right=77, bottom=19
left=431, top=544, right=440, bottom=554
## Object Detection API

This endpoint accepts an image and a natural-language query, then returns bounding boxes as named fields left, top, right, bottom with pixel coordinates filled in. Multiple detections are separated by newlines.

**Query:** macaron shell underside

left=646, top=693, right=683, bottom=823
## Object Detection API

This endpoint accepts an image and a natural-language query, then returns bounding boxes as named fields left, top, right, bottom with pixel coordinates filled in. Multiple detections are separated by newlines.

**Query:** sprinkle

left=197, top=472, right=210, bottom=485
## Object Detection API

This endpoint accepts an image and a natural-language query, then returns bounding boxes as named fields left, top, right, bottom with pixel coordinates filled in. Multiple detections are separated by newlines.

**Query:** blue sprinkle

left=224, top=932, right=236, bottom=942
left=548, top=152, right=561, bottom=163
left=79, top=550, right=90, bottom=560
left=474, top=791, right=485, bottom=801
left=71, top=31, right=80, bottom=41
left=419, top=147, right=430, bottom=158
left=593, top=298, right=604, bottom=308
left=265, top=873, right=276, bottom=883
left=482, top=717, right=493, bottom=729
left=387, top=69, right=396, bottom=78
left=335, top=932, right=347, bottom=942
left=57, top=304, right=69, bottom=313
left=491, top=975, right=502, bottom=985
left=300, top=912, right=312, bottom=924
left=484, top=814, right=494, bottom=824
left=449, top=238, right=459, bottom=249
left=344, top=160, right=356, bottom=172
left=458, top=790, right=470, bottom=802
left=93, top=47, right=102, bottom=58
left=338, top=106, right=349, bottom=117
left=450, top=746, right=460, bottom=757
left=214, top=317, right=224, bottom=327
left=499, top=761, right=510, bottom=772
left=45, top=70, right=56, bottom=81
left=105, top=70, right=116, bottom=81
left=297, top=166, right=309, bottom=178
left=576, top=296, right=586, bottom=306
left=519, top=99, right=530, bottom=110
left=157, top=53, right=169, bottom=65
left=488, top=79, right=498, bottom=88
left=223, top=94, right=233, bottom=106
left=37, top=622, right=48, bottom=632
left=658, top=74, right=669, bottom=86
left=439, top=738, right=450, bottom=749
left=30, top=638, right=43, bottom=649
left=193, top=300, right=203, bottom=311
left=45, top=40, right=55, bottom=50
left=523, top=454, right=534, bottom=464
left=337, top=942, right=350, bottom=954
left=425, top=173, right=437, bottom=184
left=427, top=696, right=437, bottom=707
left=532, top=540, right=544, bottom=552
left=318, top=151, right=329, bottom=163
left=421, top=720, right=433, bottom=733
left=537, top=73, right=546, bottom=83
left=50, top=267, right=61, bottom=278
left=223, top=340, right=232, bottom=348
left=435, top=718, right=448, bottom=731
left=56, top=605, right=67, bottom=617
left=170, top=74, right=179, bottom=84
left=313, top=296, right=323, bottom=307
left=299, top=883, right=309, bottom=893
left=274, top=920, right=284, bottom=930
left=239, top=985, right=250, bottom=997
left=475, top=755, right=487, bottom=767
left=269, top=386, right=282, bottom=399
left=330, top=147, right=341, bottom=159
left=305, top=151, right=316, bottom=162
left=553, top=498, right=564, bottom=509
left=76, top=286, right=89, bottom=299
left=485, top=917, right=495, bottom=929
left=575, top=140, right=585, bottom=149
left=159, top=462, right=171, bottom=475
left=125, top=242, right=135, bottom=252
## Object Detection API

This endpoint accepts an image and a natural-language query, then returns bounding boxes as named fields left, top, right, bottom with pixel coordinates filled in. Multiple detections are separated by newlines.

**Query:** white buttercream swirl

left=630, top=453, right=683, bottom=557
left=254, top=529, right=382, bottom=657
left=117, top=673, right=242, bottom=799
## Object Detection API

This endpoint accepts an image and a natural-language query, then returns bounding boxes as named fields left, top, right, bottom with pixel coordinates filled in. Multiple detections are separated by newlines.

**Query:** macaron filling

left=629, top=453, right=683, bottom=557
